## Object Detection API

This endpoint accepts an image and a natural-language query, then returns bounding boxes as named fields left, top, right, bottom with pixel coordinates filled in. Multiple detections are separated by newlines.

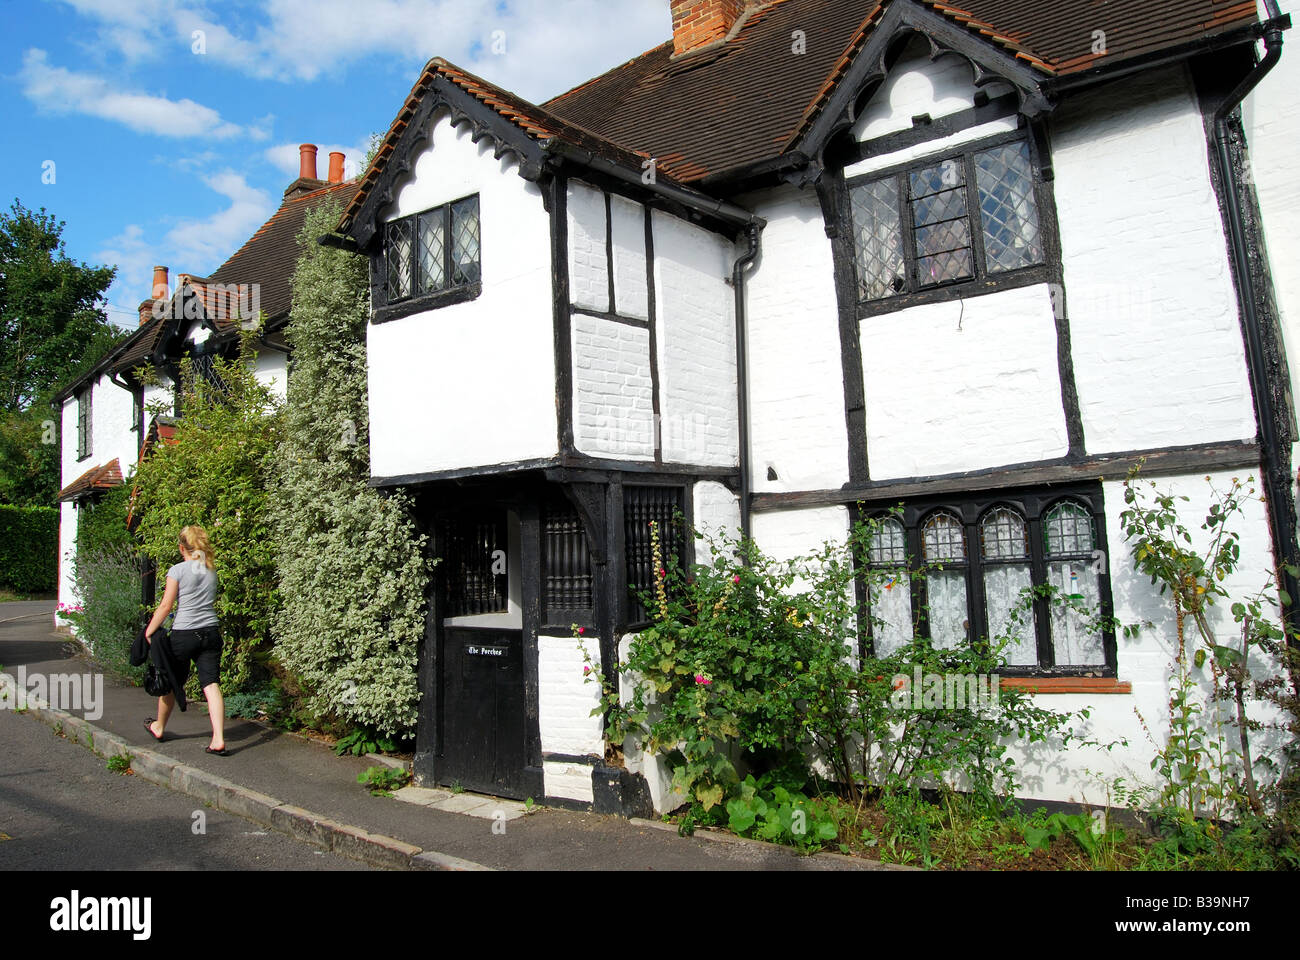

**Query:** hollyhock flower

left=694, top=674, right=712, bottom=686
left=732, top=574, right=740, bottom=584
left=576, top=626, right=584, bottom=635
left=583, top=665, right=591, bottom=675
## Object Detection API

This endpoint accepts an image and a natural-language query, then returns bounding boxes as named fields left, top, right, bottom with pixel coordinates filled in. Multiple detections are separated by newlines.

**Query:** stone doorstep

left=392, top=785, right=527, bottom=821
left=6, top=681, right=494, bottom=872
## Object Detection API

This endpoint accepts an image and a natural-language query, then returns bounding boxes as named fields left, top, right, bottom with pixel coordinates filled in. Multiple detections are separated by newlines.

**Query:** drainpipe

left=733, top=222, right=760, bottom=543
left=1211, top=10, right=1300, bottom=688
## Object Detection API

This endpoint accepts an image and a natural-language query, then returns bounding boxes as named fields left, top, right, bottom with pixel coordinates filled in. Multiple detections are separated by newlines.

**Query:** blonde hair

left=179, top=525, right=215, bottom=569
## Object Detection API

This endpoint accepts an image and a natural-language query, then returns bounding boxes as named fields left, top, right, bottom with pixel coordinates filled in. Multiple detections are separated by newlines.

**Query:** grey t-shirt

left=167, top=560, right=219, bottom=630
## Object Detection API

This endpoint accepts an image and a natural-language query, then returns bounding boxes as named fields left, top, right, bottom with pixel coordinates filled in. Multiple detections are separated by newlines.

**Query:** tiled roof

left=338, top=57, right=665, bottom=235
left=542, top=0, right=1263, bottom=183
left=57, top=459, right=123, bottom=502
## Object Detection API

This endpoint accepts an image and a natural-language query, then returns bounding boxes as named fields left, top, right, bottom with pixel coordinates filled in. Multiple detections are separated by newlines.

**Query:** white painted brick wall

left=692, top=480, right=741, bottom=558
left=571, top=313, right=654, bottom=460
left=568, top=179, right=609, bottom=314
left=368, top=111, right=557, bottom=477
left=543, top=761, right=595, bottom=803
left=743, top=184, right=850, bottom=493
left=752, top=505, right=850, bottom=564
left=253, top=349, right=288, bottom=400
left=860, top=283, right=1069, bottom=479
left=1053, top=65, right=1256, bottom=453
left=652, top=210, right=738, bottom=466
left=537, top=633, right=604, bottom=757
left=617, top=632, right=689, bottom=814
left=611, top=194, right=649, bottom=320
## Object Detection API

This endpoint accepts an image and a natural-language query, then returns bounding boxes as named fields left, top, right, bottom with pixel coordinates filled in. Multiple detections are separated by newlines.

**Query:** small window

left=848, top=136, right=1047, bottom=306
left=439, top=512, right=509, bottom=619
left=921, top=511, right=967, bottom=649
left=865, top=516, right=911, bottom=657
left=980, top=507, right=1035, bottom=665
left=543, top=498, right=594, bottom=624
left=1044, top=500, right=1104, bottom=666
left=77, top=388, right=92, bottom=460
left=384, top=194, right=480, bottom=307
left=624, top=485, right=685, bottom=624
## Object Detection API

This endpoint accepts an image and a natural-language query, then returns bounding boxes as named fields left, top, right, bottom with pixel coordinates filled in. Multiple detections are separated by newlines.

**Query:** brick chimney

left=299, top=143, right=318, bottom=180
left=671, top=0, right=749, bottom=56
left=139, top=265, right=169, bottom=326
left=328, top=151, right=345, bottom=184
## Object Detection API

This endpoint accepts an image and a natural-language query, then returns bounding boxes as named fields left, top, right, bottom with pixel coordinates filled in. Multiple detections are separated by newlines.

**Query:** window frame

left=621, top=480, right=692, bottom=631
left=372, top=193, right=482, bottom=325
left=76, top=387, right=92, bottom=461
left=844, top=127, right=1059, bottom=319
left=855, top=484, right=1116, bottom=677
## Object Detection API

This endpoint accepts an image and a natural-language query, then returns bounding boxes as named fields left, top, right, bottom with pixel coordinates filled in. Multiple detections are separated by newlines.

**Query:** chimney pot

left=152, top=265, right=169, bottom=301
left=328, top=151, right=345, bottom=184
left=299, top=143, right=319, bottom=180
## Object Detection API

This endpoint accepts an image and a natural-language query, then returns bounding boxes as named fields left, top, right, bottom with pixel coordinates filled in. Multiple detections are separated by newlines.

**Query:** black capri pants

left=167, top=625, right=223, bottom=689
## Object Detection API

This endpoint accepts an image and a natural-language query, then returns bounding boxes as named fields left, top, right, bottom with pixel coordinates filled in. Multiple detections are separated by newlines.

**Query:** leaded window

left=384, top=194, right=480, bottom=305
left=858, top=489, right=1115, bottom=675
left=76, top=388, right=91, bottom=460
left=848, top=135, right=1047, bottom=305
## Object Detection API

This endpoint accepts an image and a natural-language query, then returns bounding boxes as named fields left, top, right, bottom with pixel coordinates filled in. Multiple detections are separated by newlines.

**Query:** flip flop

left=143, top=718, right=164, bottom=742
left=205, top=745, right=229, bottom=756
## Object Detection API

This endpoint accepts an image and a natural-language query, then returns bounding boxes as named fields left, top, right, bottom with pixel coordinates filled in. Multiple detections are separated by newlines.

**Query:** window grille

left=440, top=513, right=509, bottom=618
left=624, top=486, right=684, bottom=624
left=543, top=499, right=593, bottom=617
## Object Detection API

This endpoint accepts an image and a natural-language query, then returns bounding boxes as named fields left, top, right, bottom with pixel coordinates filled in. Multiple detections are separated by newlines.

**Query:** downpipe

left=732, top=220, right=761, bottom=544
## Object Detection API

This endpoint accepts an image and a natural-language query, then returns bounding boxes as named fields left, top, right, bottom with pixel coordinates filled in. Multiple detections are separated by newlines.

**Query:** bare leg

left=151, top=693, right=176, bottom=738
left=204, top=683, right=225, bottom=751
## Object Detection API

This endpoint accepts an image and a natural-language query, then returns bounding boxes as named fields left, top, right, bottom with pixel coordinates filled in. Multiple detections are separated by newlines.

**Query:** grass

left=106, top=753, right=132, bottom=774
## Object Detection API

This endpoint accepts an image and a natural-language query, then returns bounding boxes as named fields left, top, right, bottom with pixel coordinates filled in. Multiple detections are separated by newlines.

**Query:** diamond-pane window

left=384, top=194, right=480, bottom=305
left=451, top=197, right=481, bottom=286
left=848, top=137, right=1049, bottom=304
left=417, top=210, right=446, bottom=293
left=386, top=218, right=413, bottom=300
left=849, top=179, right=905, bottom=300
left=976, top=142, right=1043, bottom=273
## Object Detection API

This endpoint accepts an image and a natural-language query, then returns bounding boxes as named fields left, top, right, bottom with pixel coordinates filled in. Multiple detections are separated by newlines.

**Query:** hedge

left=0, top=503, right=58, bottom=593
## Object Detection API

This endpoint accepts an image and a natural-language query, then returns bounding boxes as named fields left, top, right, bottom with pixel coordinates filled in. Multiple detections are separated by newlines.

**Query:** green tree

left=131, top=344, right=282, bottom=692
left=269, top=199, right=430, bottom=738
left=0, top=200, right=121, bottom=411
left=0, top=199, right=123, bottom=506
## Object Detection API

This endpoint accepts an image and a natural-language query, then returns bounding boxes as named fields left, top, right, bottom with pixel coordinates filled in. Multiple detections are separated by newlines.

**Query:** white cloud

left=19, top=48, right=260, bottom=139
left=98, top=171, right=275, bottom=327
left=53, top=0, right=670, bottom=102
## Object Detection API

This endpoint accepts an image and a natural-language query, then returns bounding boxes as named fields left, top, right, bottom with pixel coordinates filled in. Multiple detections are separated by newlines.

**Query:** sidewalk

left=1, top=603, right=895, bottom=871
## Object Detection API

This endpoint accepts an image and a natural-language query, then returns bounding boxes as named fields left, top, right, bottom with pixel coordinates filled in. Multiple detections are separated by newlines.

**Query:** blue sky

left=1, top=0, right=670, bottom=330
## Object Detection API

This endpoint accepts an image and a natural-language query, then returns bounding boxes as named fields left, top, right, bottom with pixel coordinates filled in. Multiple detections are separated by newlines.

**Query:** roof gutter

left=1210, top=11, right=1300, bottom=692
left=542, top=138, right=766, bottom=546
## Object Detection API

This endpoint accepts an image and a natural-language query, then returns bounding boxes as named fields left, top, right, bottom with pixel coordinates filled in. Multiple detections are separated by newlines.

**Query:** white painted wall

left=692, top=480, right=741, bottom=560
left=852, top=36, right=1015, bottom=142
left=568, top=180, right=609, bottom=314
left=611, top=194, right=649, bottom=320
left=571, top=313, right=655, bottom=460
left=751, top=505, right=850, bottom=564
left=1008, top=468, right=1287, bottom=806
left=253, top=349, right=288, bottom=400
left=56, top=373, right=139, bottom=629
left=367, top=110, right=557, bottom=477
left=652, top=210, right=738, bottom=467
left=1245, top=0, right=1300, bottom=461
left=742, top=184, right=850, bottom=493
left=1053, top=65, right=1257, bottom=453
left=538, top=630, right=602, bottom=803
left=860, top=283, right=1069, bottom=479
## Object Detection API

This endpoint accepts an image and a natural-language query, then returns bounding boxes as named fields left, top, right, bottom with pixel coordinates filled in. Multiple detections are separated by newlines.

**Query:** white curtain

left=1048, top=561, right=1104, bottom=665
left=983, top=565, right=1036, bottom=665
left=868, top=573, right=912, bottom=656
left=926, top=570, right=967, bottom=649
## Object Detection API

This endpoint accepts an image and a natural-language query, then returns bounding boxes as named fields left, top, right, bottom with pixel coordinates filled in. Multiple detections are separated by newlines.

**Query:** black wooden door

left=439, top=626, right=528, bottom=798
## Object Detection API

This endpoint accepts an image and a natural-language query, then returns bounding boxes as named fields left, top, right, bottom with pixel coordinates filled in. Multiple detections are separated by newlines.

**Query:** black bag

left=144, top=662, right=171, bottom=697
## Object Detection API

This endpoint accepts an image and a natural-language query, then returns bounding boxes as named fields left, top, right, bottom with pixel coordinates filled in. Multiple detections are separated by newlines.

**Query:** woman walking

left=143, top=525, right=228, bottom=755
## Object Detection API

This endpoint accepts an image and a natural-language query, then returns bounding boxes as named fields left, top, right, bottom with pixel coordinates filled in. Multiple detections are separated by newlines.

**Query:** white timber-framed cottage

left=331, top=0, right=1299, bottom=815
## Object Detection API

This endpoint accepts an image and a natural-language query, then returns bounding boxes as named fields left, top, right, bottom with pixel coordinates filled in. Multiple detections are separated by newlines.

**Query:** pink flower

left=576, top=626, right=584, bottom=635
left=583, top=666, right=591, bottom=675
left=694, top=674, right=712, bottom=686
left=732, top=574, right=740, bottom=584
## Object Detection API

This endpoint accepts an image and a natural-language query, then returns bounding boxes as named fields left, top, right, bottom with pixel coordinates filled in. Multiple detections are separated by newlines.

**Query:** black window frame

left=622, top=482, right=691, bottom=630
left=845, top=127, right=1059, bottom=319
left=854, top=483, right=1116, bottom=677
left=372, top=193, right=482, bottom=325
left=76, top=387, right=92, bottom=461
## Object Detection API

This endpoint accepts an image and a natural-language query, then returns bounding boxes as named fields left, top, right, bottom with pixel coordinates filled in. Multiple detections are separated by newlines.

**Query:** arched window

left=866, top=516, right=911, bottom=656
left=1044, top=500, right=1104, bottom=666
left=922, top=511, right=967, bottom=648
left=980, top=507, right=1035, bottom=665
